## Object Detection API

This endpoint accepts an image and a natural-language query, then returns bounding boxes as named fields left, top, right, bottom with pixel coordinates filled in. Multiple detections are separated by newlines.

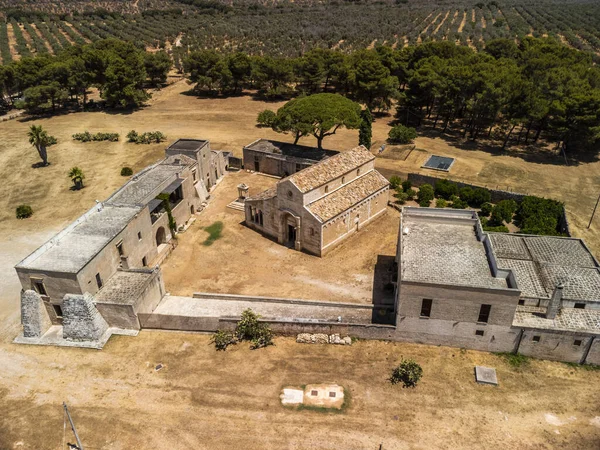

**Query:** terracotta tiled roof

left=307, top=171, right=389, bottom=222
left=287, top=146, right=374, bottom=193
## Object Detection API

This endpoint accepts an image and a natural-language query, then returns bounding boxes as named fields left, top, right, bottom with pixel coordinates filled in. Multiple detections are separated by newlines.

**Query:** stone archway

left=156, top=226, right=167, bottom=246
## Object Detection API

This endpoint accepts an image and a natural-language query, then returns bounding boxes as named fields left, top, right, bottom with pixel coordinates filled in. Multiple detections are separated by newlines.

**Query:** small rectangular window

left=478, top=304, right=491, bottom=323
left=116, top=241, right=124, bottom=256
left=532, top=335, right=540, bottom=343
left=142, top=256, right=147, bottom=267
left=95, top=273, right=103, bottom=289
left=475, top=329, right=484, bottom=336
left=138, top=231, right=142, bottom=241
left=574, top=303, right=585, bottom=309
left=518, top=299, right=525, bottom=306
left=420, top=299, right=432, bottom=318
left=573, top=339, right=582, bottom=346
left=53, top=304, right=63, bottom=318
left=31, top=279, right=47, bottom=296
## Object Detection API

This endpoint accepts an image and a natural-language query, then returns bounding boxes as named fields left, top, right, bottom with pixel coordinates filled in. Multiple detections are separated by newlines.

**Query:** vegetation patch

left=495, top=352, right=530, bottom=369
left=211, top=309, right=274, bottom=351
left=202, top=221, right=224, bottom=246
left=127, top=130, right=167, bottom=144
left=120, top=167, right=133, bottom=176
left=15, top=204, right=33, bottom=219
left=390, top=358, right=423, bottom=388
left=73, top=131, right=119, bottom=142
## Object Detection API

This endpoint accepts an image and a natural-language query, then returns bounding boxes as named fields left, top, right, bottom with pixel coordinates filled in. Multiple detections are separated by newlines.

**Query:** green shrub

left=417, top=184, right=434, bottom=207
left=389, top=175, right=402, bottom=190
left=490, top=199, right=518, bottom=225
left=127, top=130, right=138, bottom=142
left=121, top=167, right=133, bottom=176
left=74, top=131, right=119, bottom=142
left=515, top=196, right=564, bottom=236
left=483, top=224, right=509, bottom=232
left=127, top=130, right=166, bottom=144
left=390, top=358, right=423, bottom=388
left=470, top=188, right=492, bottom=207
left=16, top=204, right=33, bottom=219
left=435, top=198, right=447, bottom=208
left=495, top=352, right=530, bottom=369
left=211, top=330, right=237, bottom=351
left=451, top=198, right=468, bottom=209
left=479, top=202, right=493, bottom=217
left=459, top=186, right=474, bottom=204
left=401, top=180, right=412, bottom=192
left=257, top=109, right=277, bottom=127
left=388, top=124, right=417, bottom=144
left=236, top=309, right=274, bottom=349
left=394, top=190, right=408, bottom=204
left=434, top=179, right=459, bottom=199
left=405, top=188, right=416, bottom=201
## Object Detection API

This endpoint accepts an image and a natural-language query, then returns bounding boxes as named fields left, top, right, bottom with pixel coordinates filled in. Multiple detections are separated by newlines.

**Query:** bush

left=515, top=196, right=564, bottom=236
left=127, top=130, right=166, bottom=144
left=390, top=358, right=423, bottom=388
left=73, top=131, right=119, bottom=142
left=479, top=202, right=493, bottom=217
left=127, top=130, right=138, bottom=142
left=401, top=180, right=412, bottom=192
left=451, top=198, right=468, bottom=209
left=121, top=167, right=133, bottom=176
left=211, top=330, right=237, bottom=351
left=16, top=204, right=33, bottom=219
left=470, top=188, right=492, bottom=207
left=434, top=179, right=459, bottom=200
left=490, top=199, right=518, bottom=225
left=388, top=124, right=417, bottom=144
left=459, top=186, right=474, bottom=204
left=405, top=188, right=416, bottom=201
left=236, top=309, right=273, bottom=349
left=394, top=190, right=408, bottom=204
left=389, top=175, right=402, bottom=190
left=257, top=109, right=276, bottom=127
left=435, top=198, right=448, bottom=208
left=417, top=184, right=434, bottom=207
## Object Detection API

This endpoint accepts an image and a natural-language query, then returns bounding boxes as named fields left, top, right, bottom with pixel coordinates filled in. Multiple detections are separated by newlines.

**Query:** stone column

left=546, top=283, right=564, bottom=320
left=21, top=290, right=52, bottom=338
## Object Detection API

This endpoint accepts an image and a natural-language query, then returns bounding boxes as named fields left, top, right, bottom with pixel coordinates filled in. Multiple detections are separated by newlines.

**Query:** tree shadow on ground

left=371, top=254, right=396, bottom=325
left=30, top=162, right=50, bottom=169
left=416, top=126, right=598, bottom=166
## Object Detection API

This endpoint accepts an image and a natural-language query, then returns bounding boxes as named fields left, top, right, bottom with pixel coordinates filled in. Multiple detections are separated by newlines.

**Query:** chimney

left=546, top=283, right=564, bottom=319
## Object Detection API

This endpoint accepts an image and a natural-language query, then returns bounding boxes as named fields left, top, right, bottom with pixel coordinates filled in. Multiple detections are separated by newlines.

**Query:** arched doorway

left=279, top=211, right=300, bottom=250
left=156, top=226, right=167, bottom=246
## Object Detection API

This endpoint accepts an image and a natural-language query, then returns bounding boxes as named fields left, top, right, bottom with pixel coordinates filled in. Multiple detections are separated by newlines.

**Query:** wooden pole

left=588, top=192, right=600, bottom=229
left=63, top=403, right=84, bottom=450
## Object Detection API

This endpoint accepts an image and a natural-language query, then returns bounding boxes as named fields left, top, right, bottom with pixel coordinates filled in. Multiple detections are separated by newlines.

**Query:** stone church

left=244, top=145, right=390, bottom=256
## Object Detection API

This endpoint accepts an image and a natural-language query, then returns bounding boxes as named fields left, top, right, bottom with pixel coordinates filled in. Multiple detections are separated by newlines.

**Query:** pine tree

left=358, top=107, right=373, bottom=149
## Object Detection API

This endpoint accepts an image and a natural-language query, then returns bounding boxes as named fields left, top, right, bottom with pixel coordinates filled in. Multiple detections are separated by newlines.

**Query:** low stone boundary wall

left=191, top=292, right=375, bottom=310
left=406, top=172, right=571, bottom=236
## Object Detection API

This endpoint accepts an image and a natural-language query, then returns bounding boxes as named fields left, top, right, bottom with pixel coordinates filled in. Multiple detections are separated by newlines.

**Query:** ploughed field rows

left=2, top=1, right=600, bottom=61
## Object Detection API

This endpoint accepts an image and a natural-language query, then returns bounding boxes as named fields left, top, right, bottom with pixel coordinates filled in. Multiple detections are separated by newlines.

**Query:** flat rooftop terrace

left=400, top=208, right=508, bottom=290
left=167, top=138, right=208, bottom=151
left=245, top=139, right=338, bottom=162
left=16, top=204, right=142, bottom=273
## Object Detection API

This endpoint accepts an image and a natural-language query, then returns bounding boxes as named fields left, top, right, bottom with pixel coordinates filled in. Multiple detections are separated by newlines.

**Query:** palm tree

left=68, top=167, right=85, bottom=190
left=27, top=125, right=52, bottom=166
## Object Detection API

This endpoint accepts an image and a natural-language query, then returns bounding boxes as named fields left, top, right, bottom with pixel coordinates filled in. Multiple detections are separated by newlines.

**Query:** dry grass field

left=1, top=77, right=600, bottom=449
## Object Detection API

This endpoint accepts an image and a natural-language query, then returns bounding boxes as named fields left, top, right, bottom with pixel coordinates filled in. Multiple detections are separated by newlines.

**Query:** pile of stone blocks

left=296, top=333, right=352, bottom=345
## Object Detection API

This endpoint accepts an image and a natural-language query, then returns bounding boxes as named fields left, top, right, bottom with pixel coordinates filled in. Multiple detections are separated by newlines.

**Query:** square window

left=31, top=279, right=47, bottom=296
left=532, top=335, right=540, bottom=343
left=475, top=329, right=484, bottom=336
left=329, top=392, right=336, bottom=398
left=518, top=299, right=525, bottom=306
left=311, top=390, right=318, bottom=396
left=138, top=232, right=142, bottom=240
left=574, top=339, right=582, bottom=346
left=574, top=303, right=585, bottom=309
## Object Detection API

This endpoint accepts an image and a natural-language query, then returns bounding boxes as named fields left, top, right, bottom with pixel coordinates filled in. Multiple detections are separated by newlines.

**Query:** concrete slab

left=14, top=325, right=138, bottom=349
left=474, top=366, right=498, bottom=386
left=280, top=388, right=304, bottom=405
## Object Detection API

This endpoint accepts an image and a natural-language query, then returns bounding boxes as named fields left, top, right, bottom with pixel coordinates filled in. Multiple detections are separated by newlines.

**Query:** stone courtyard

left=160, top=170, right=400, bottom=305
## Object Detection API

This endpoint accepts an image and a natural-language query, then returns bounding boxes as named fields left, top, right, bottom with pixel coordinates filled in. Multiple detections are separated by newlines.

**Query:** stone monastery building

left=244, top=145, right=390, bottom=256
left=12, top=138, right=600, bottom=365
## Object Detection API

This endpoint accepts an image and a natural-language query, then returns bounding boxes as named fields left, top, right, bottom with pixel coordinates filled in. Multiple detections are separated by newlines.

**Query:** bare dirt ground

left=1, top=332, right=599, bottom=450
left=161, top=171, right=398, bottom=303
left=1, top=79, right=600, bottom=448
